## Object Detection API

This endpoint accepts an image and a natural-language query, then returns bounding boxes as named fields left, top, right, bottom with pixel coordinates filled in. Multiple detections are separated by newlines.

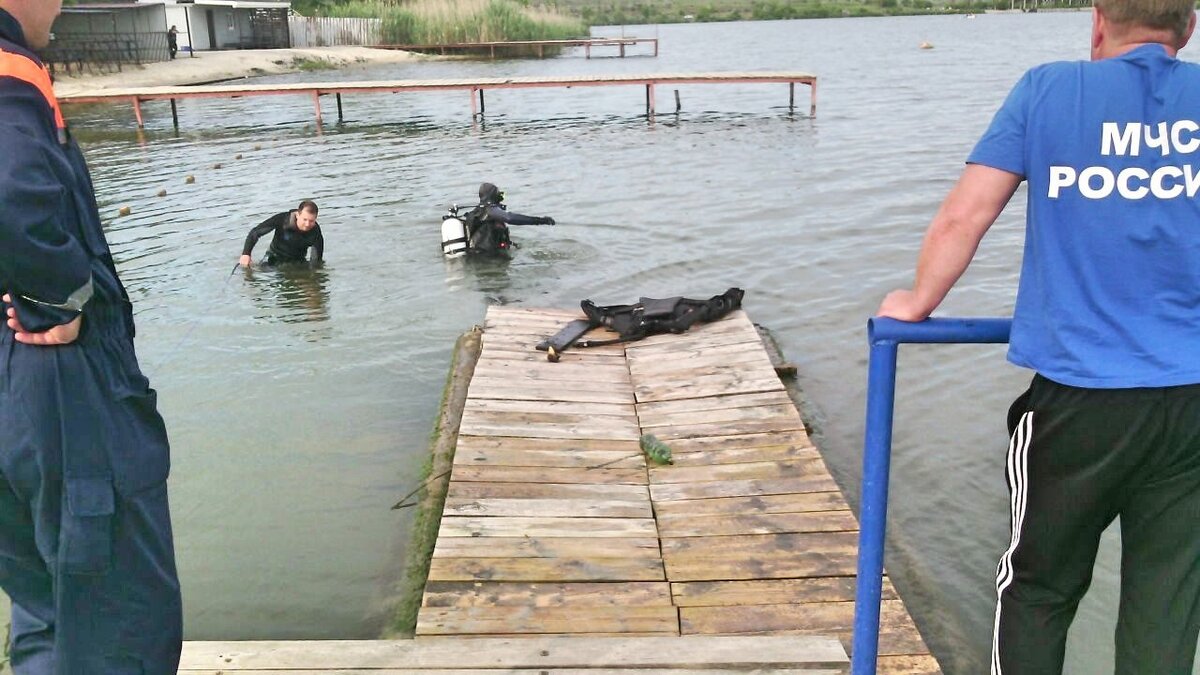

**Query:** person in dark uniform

left=466, top=183, right=554, bottom=254
left=0, top=0, right=183, bottom=672
left=239, top=200, right=324, bottom=266
left=167, top=25, right=178, bottom=59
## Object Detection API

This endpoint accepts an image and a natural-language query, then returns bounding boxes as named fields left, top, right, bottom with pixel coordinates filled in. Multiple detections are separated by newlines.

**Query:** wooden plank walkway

left=57, top=71, right=817, bottom=128
left=416, top=307, right=941, bottom=674
left=179, top=634, right=848, bottom=672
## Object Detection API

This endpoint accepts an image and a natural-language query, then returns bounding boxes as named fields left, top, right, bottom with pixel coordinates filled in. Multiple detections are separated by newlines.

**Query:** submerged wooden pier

left=376, top=37, right=660, bottom=59
left=57, top=72, right=817, bottom=129
left=176, top=306, right=938, bottom=673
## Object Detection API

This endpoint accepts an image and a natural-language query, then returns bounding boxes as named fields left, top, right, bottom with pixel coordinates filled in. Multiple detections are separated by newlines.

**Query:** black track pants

left=993, top=375, right=1200, bottom=675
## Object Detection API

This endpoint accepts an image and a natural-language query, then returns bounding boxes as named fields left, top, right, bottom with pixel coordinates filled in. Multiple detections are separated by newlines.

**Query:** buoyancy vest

left=0, top=45, right=67, bottom=144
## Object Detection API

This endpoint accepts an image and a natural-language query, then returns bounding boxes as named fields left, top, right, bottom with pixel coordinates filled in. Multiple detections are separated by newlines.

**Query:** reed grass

left=310, top=0, right=586, bottom=44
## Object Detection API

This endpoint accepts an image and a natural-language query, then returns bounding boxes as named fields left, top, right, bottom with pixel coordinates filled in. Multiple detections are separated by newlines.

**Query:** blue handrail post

left=851, top=330, right=899, bottom=675
left=851, top=317, right=1012, bottom=675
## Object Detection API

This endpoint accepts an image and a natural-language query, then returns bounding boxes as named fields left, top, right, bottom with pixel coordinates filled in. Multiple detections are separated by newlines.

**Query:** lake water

left=49, top=11, right=1196, bottom=673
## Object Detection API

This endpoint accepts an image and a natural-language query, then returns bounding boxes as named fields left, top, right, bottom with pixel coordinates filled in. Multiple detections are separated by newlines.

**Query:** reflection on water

left=442, top=255, right=515, bottom=304
left=64, top=12, right=1179, bottom=674
left=244, top=263, right=332, bottom=326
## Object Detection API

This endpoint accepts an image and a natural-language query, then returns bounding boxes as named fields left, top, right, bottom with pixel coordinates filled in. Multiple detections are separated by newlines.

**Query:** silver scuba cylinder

left=441, top=205, right=468, bottom=256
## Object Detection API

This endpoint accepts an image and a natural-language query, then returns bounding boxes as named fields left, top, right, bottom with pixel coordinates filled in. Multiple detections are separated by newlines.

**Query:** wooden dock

left=173, top=306, right=937, bottom=673
left=56, top=71, right=817, bottom=129
left=415, top=306, right=939, bottom=673
left=375, top=37, right=660, bottom=59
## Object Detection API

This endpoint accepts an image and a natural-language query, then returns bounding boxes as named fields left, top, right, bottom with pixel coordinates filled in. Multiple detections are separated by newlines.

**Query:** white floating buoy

left=919, top=41, right=934, bottom=49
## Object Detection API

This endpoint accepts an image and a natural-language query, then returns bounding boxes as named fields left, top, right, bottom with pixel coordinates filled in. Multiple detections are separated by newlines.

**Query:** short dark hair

left=298, top=200, right=318, bottom=215
left=1095, top=0, right=1195, bottom=39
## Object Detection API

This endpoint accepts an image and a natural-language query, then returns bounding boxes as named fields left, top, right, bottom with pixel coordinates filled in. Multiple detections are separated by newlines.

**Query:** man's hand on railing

left=876, top=289, right=932, bottom=322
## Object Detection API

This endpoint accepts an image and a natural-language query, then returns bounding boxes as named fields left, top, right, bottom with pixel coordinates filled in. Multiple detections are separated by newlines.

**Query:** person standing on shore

left=0, top=0, right=183, bottom=672
left=878, top=0, right=1200, bottom=672
left=167, top=24, right=178, bottom=59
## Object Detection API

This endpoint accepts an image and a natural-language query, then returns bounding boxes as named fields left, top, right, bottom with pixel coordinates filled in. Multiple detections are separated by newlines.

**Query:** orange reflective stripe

left=0, top=46, right=65, bottom=131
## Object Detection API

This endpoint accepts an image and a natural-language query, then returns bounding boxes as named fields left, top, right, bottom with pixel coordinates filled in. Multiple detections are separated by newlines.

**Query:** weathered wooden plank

left=471, top=362, right=632, bottom=384
left=180, top=635, right=846, bottom=670
left=449, top=465, right=646, bottom=485
left=184, top=662, right=844, bottom=667
left=455, top=447, right=644, bottom=469
left=665, top=430, right=814, bottom=453
left=433, top=536, right=661, bottom=560
left=630, top=360, right=779, bottom=386
left=467, top=381, right=635, bottom=405
left=656, top=510, right=858, bottom=538
left=443, top=497, right=653, bottom=519
left=456, top=436, right=641, bottom=454
left=422, top=581, right=673, bottom=608
left=649, top=459, right=832, bottom=485
left=463, top=410, right=641, bottom=429
left=877, top=654, right=943, bottom=674
left=639, top=403, right=801, bottom=429
left=464, top=398, right=635, bottom=418
left=636, top=391, right=796, bottom=418
left=417, top=606, right=680, bottom=635
left=672, top=577, right=897, bottom=607
left=427, top=556, right=666, bottom=582
left=635, top=375, right=785, bottom=404
left=679, top=600, right=927, bottom=657
left=625, top=340, right=780, bottom=365
left=182, top=669, right=843, bottom=674
left=628, top=352, right=775, bottom=377
left=661, top=532, right=859, bottom=581
left=468, top=367, right=628, bottom=389
left=653, top=491, right=847, bottom=518
left=459, top=418, right=639, bottom=442
left=439, top=516, right=658, bottom=538
left=648, top=418, right=807, bottom=441
left=446, top=482, right=648, bottom=501
left=671, top=444, right=821, bottom=467
left=650, top=476, right=840, bottom=501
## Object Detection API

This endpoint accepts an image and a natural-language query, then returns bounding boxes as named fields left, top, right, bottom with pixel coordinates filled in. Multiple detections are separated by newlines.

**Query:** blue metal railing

left=851, top=317, right=1012, bottom=675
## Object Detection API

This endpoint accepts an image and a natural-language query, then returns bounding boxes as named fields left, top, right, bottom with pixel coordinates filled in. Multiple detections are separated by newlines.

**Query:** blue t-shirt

left=969, top=45, right=1200, bottom=388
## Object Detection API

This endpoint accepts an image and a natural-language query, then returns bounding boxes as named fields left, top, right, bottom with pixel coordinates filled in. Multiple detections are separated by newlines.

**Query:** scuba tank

left=441, top=205, right=468, bottom=257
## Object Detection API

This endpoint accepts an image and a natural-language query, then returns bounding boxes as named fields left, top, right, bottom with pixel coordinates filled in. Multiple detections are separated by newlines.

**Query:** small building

left=49, top=2, right=171, bottom=71
left=44, top=0, right=291, bottom=73
left=164, top=0, right=292, bottom=52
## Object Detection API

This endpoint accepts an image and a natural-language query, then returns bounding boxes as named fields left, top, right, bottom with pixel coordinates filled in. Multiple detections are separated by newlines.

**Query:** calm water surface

left=58, top=12, right=1191, bottom=673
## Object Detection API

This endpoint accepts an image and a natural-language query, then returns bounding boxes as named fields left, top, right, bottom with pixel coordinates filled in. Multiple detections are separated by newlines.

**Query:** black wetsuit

left=242, top=211, right=324, bottom=264
left=467, top=204, right=545, bottom=253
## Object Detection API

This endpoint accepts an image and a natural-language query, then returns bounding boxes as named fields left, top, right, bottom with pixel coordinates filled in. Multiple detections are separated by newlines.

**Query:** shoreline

left=53, top=46, right=429, bottom=98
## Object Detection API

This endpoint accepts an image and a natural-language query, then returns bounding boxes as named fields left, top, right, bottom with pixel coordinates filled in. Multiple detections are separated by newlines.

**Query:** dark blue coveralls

left=0, top=10, right=183, bottom=674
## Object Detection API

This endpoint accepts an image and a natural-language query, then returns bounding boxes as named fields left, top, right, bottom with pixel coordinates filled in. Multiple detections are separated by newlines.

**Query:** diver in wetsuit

left=466, top=183, right=555, bottom=254
left=239, top=200, right=324, bottom=266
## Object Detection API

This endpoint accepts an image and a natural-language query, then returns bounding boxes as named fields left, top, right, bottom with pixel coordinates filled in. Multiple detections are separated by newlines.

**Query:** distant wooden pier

left=56, top=71, right=817, bottom=129
left=376, top=37, right=660, bottom=59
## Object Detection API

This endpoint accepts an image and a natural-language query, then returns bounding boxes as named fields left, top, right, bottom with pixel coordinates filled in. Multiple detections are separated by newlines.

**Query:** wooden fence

left=287, top=17, right=381, bottom=47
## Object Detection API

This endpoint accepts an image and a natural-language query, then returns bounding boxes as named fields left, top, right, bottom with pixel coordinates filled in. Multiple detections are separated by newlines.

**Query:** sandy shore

left=53, top=46, right=428, bottom=97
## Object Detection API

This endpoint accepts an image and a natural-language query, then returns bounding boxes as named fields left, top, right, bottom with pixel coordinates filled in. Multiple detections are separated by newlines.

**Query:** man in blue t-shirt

left=879, top=1, right=1200, bottom=672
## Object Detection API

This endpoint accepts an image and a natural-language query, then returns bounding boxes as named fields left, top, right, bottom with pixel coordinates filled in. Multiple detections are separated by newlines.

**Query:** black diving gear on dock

left=536, top=288, right=746, bottom=360
left=243, top=211, right=324, bottom=264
